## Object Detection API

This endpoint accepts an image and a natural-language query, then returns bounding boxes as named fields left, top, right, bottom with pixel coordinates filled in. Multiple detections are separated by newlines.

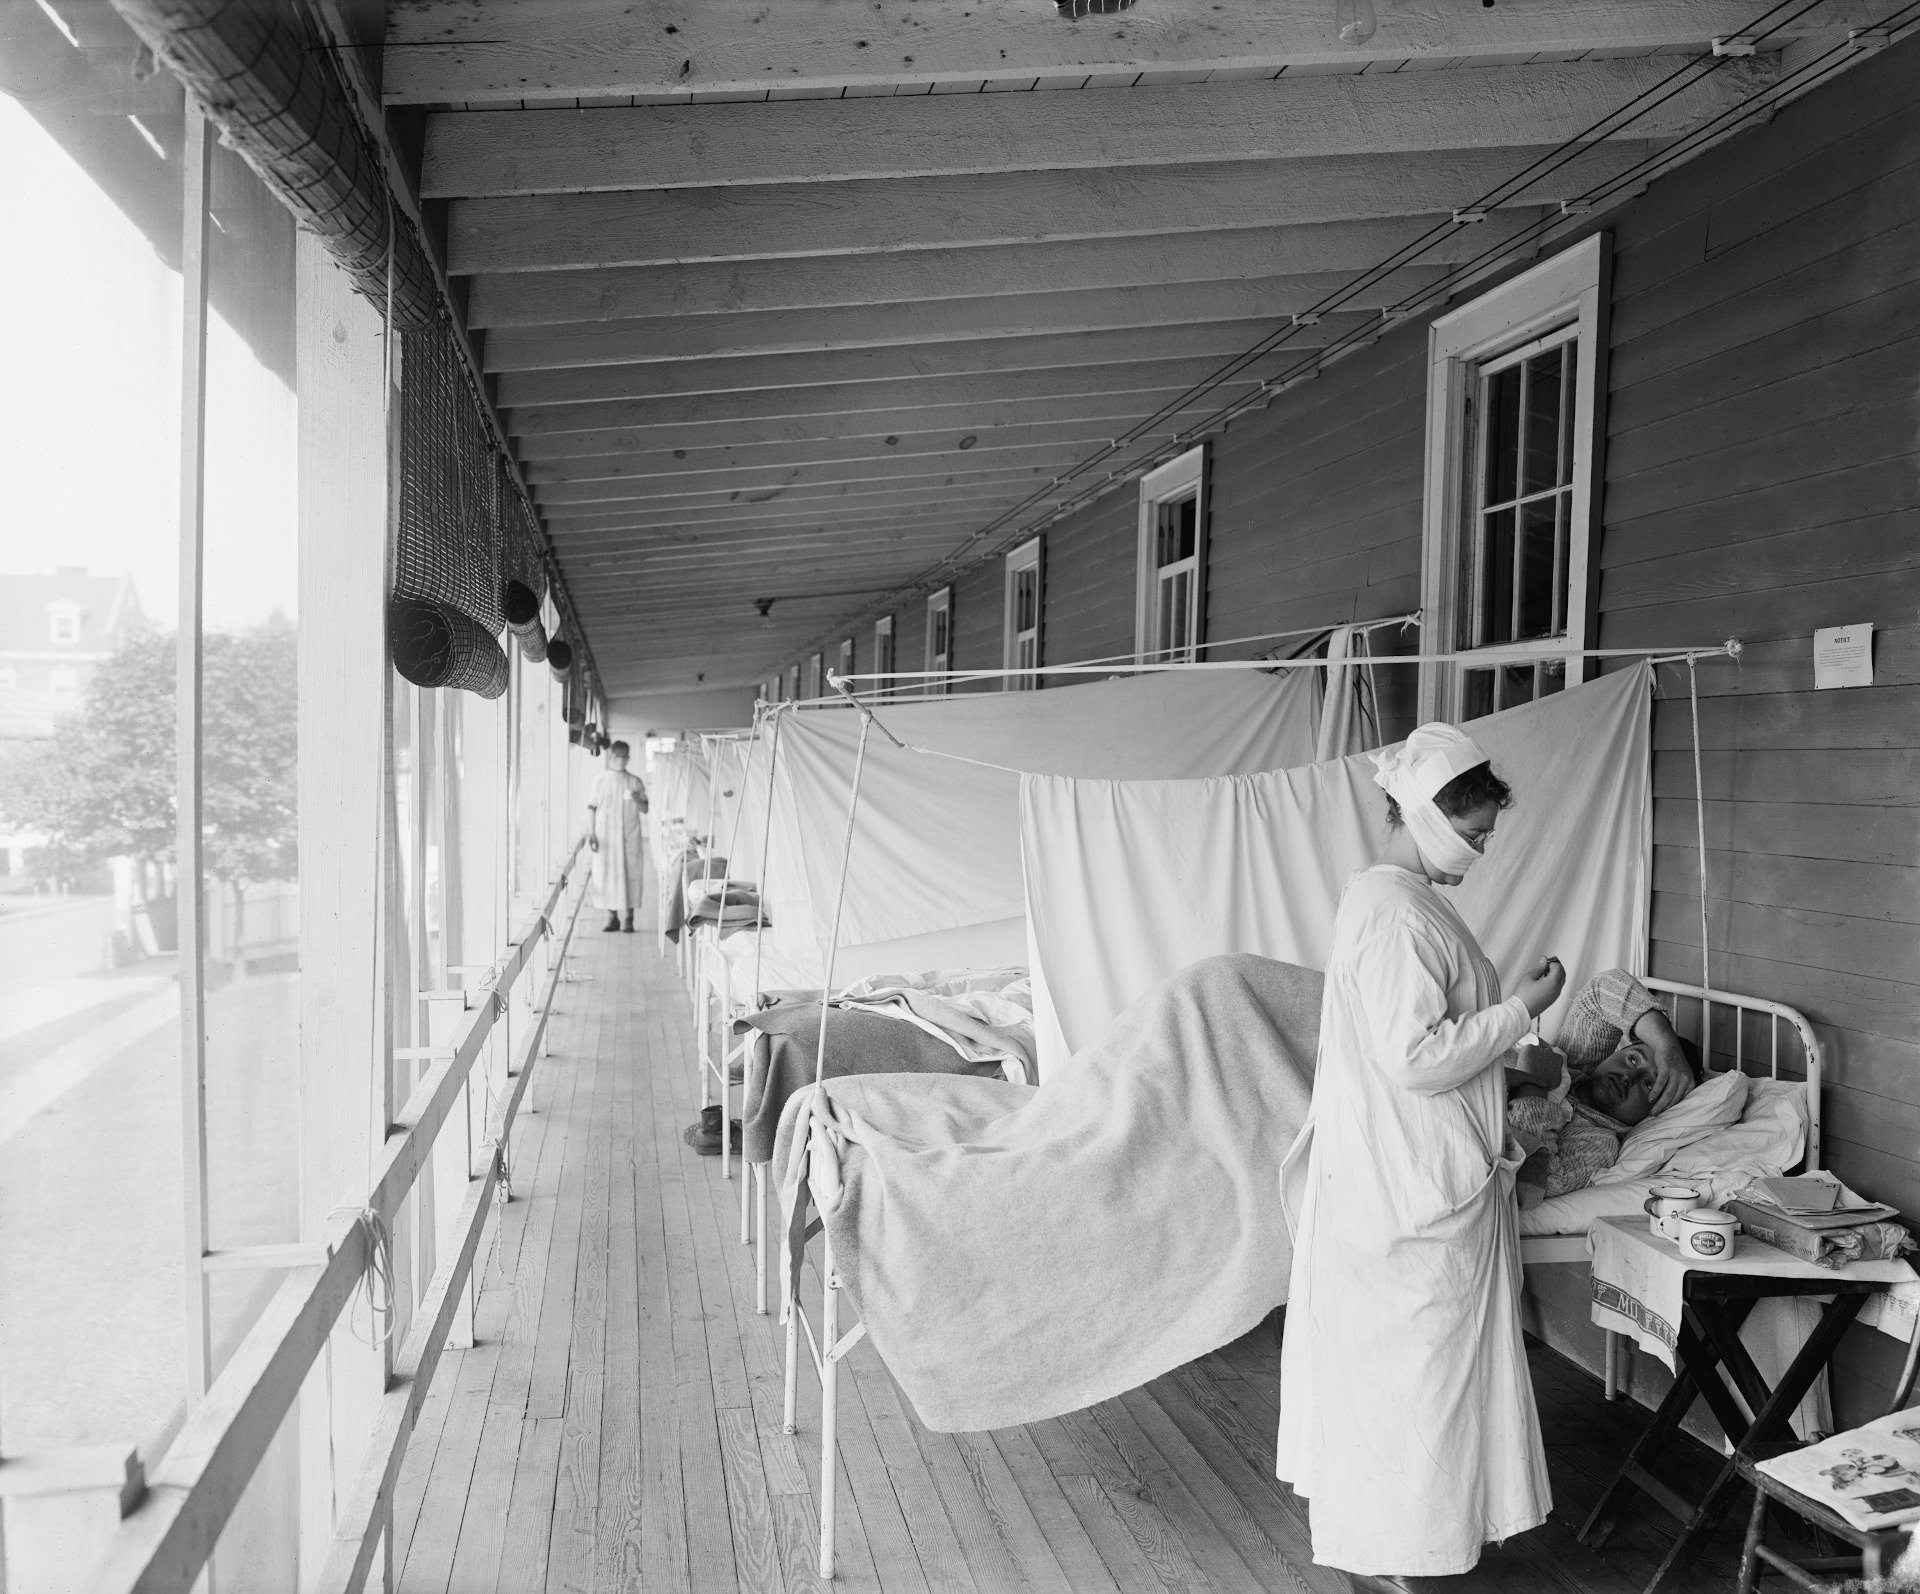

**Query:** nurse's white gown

left=1275, top=864, right=1549, bottom=1577
left=588, top=769, right=648, bottom=914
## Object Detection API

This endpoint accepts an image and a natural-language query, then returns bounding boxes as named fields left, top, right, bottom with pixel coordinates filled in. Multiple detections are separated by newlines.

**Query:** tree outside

left=0, top=619, right=297, bottom=961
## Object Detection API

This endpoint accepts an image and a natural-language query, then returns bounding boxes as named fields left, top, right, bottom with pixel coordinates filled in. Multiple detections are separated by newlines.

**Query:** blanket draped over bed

left=773, top=953, right=1321, bottom=1433
left=737, top=1002, right=1005, bottom=1165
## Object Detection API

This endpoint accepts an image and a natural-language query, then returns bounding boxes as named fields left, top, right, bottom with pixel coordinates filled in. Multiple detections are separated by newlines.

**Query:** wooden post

left=175, top=102, right=215, bottom=1468
left=292, top=229, right=400, bottom=1589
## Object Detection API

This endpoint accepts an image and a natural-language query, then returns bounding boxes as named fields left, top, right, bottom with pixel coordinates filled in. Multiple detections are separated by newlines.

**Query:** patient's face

left=1585, top=1044, right=1657, bottom=1126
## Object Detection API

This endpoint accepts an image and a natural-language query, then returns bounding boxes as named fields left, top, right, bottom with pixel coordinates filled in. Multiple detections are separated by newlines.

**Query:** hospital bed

left=1517, top=976, right=1824, bottom=1401
left=778, top=971, right=1860, bottom=1580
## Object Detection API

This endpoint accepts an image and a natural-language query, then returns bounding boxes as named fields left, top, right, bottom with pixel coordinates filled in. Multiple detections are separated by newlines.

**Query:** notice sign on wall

left=1813, top=624, right=1875, bottom=690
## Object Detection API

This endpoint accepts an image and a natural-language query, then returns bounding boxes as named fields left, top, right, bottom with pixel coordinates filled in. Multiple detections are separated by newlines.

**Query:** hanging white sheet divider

left=1021, top=662, right=1657, bottom=1077
left=761, top=669, right=1323, bottom=983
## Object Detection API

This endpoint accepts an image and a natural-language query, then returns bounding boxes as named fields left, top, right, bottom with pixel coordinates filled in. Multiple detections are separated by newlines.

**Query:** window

left=805, top=651, right=823, bottom=703
left=785, top=664, right=799, bottom=702
left=1135, top=446, right=1206, bottom=664
left=873, top=614, right=895, bottom=696
left=925, top=587, right=953, bottom=695
left=48, top=602, right=81, bottom=645
left=836, top=636, right=855, bottom=687
left=1003, top=538, right=1042, bottom=690
left=1420, top=234, right=1608, bottom=721
left=48, top=665, right=80, bottom=696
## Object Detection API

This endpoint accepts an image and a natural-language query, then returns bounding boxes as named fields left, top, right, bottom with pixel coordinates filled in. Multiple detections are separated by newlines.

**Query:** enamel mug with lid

left=1675, top=1208, right=1740, bottom=1259
left=1644, top=1184, right=1705, bottom=1241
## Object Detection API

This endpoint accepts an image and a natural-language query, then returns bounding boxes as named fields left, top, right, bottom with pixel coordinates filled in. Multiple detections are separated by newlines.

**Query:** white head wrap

left=1370, top=723, right=1494, bottom=879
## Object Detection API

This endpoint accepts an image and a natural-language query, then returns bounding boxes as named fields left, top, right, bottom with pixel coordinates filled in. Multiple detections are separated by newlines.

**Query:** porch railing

left=83, top=839, right=590, bottom=1594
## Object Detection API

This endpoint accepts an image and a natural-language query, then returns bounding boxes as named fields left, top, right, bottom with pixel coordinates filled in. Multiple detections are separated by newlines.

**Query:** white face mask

left=1399, top=790, right=1484, bottom=880
left=1370, top=726, right=1494, bottom=881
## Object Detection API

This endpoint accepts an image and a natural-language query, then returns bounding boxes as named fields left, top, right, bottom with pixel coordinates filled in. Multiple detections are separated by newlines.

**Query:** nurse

left=1275, top=723, right=1566, bottom=1589
left=586, top=740, right=649, bottom=932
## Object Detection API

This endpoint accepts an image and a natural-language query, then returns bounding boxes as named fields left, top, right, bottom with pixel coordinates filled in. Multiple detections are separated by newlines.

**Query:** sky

left=0, top=96, right=298, bottom=633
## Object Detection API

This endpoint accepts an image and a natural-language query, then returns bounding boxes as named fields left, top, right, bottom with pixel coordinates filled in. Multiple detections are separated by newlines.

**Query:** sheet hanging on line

left=1021, top=663, right=1653, bottom=1077
left=774, top=954, right=1320, bottom=1433
left=764, top=668, right=1321, bottom=974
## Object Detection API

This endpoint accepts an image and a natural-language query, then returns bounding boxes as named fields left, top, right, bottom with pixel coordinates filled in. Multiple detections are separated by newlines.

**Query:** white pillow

left=1594, top=1068, right=1749, bottom=1184
left=1664, top=1077, right=1808, bottom=1179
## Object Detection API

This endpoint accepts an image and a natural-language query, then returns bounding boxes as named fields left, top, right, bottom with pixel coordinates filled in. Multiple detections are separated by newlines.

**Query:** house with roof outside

left=0, top=566, right=144, bottom=875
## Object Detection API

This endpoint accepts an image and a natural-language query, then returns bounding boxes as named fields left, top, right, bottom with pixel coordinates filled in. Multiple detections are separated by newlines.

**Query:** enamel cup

left=1675, top=1208, right=1740, bottom=1259
left=1644, top=1184, right=1704, bottom=1241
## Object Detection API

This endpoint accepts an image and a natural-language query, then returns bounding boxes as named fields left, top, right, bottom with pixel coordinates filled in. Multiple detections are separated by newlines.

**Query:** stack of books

left=1728, top=1175, right=1906, bottom=1267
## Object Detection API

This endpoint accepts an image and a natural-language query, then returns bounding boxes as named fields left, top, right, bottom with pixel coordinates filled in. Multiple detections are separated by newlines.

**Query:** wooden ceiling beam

left=534, top=458, right=1063, bottom=507
left=510, top=365, right=1264, bottom=439
left=512, top=384, right=1261, bottom=452
left=522, top=426, right=1167, bottom=484
left=546, top=487, right=1042, bottom=534
left=465, top=214, right=1543, bottom=327
left=494, top=320, right=1340, bottom=409
left=382, top=0, right=1858, bottom=104
left=482, top=269, right=1450, bottom=372
left=421, top=59, right=1768, bottom=195
left=447, top=145, right=1657, bottom=272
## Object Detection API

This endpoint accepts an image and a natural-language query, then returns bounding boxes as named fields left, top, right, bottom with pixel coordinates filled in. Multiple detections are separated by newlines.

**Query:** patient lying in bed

left=1505, top=969, right=1703, bottom=1210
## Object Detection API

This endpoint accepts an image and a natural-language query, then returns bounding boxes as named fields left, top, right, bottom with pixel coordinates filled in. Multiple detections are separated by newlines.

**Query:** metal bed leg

left=820, top=1232, right=840, bottom=1581
left=1605, top=1330, right=1621, bottom=1401
left=740, top=1138, right=753, bottom=1244
left=755, top=1166, right=770, bottom=1316
left=783, top=1272, right=801, bottom=1436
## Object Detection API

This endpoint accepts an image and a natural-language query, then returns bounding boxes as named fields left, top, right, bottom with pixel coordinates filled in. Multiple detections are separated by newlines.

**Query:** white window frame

left=925, top=587, right=953, bottom=695
left=873, top=614, right=895, bottom=695
left=1002, top=537, right=1043, bottom=691
left=805, top=651, right=823, bottom=704
left=48, top=602, right=81, bottom=645
left=785, top=664, right=799, bottom=702
left=1134, top=445, right=1207, bottom=665
left=1419, top=233, right=1609, bottom=722
left=835, top=635, right=855, bottom=688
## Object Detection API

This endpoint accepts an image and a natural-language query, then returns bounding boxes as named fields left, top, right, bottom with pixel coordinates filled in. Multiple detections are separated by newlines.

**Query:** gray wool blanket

left=736, top=1001, right=1003, bottom=1165
left=773, top=953, right=1321, bottom=1433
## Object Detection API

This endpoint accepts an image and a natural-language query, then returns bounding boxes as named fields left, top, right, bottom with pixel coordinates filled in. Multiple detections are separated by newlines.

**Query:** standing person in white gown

left=586, top=740, right=648, bottom=933
left=1275, top=723, right=1567, bottom=1589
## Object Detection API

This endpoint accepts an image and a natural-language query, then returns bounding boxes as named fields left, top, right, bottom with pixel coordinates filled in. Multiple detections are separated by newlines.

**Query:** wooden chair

left=1736, top=1306, right=1920, bottom=1592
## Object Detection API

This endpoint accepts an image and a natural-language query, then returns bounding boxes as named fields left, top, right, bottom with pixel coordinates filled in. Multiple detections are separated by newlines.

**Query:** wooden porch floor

left=391, top=918, right=1757, bottom=1594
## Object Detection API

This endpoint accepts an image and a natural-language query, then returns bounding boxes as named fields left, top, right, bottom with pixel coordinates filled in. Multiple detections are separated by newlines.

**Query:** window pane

left=1522, top=345, right=1564, bottom=496
left=1500, top=663, right=1537, bottom=711
left=0, top=87, right=189, bottom=1586
left=1479, top=508, right=1516, bottom=645
left=1156, top=495, right=1196, bottom=568
left=1539, top=658, right=1567, bottom=698
left=1482, top=364, right=1521, bottom=507
left=1560, top=342, right=1580, bottom=486
left=1517, top=496, right=1560, bottom=641
left=1462, top=668, right=1495, bottom=721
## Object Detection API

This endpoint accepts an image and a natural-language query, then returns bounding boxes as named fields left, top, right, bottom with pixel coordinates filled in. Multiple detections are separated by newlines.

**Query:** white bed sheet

left=1518, top=1076, right=1809, bottom=1237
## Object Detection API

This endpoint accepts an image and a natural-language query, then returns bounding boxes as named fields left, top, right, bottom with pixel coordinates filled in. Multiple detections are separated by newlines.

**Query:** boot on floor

left=622, top=911, right=635, bottom=932
left=603, top=911, right=621, bottom=932
left=682, top=1105, right=742, bottom=1157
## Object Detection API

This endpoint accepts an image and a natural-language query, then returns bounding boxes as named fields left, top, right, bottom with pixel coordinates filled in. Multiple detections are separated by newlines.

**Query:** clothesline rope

left=831, top=639, right=1741, bottom=687
left=779, top=642, right=1737, bottom=787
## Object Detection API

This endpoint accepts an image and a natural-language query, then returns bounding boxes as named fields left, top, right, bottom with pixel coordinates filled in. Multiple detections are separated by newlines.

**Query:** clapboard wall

left=1021, top=32, right=1920, bottom=1419
left=1595, top=31, right=1920, bottom=1423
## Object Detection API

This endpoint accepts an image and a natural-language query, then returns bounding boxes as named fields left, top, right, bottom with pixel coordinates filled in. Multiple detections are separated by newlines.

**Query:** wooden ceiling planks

left=396, top=0, right=1838, bottom=694
left=382, top=0, right=1861, bottom=103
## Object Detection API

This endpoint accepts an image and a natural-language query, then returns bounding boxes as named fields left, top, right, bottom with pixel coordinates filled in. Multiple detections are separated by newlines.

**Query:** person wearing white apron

left=586, top=740, right=648, bottom=932
left=1275, top=723, right=1567, bottom=1586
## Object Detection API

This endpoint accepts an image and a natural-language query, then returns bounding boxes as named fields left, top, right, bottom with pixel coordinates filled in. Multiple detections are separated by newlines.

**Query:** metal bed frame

left=782, top=973, right=1831, bottom=1579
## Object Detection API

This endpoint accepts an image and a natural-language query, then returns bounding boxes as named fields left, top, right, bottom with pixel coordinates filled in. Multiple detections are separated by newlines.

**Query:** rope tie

left=327, top=1205, right=397, bottom=1351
